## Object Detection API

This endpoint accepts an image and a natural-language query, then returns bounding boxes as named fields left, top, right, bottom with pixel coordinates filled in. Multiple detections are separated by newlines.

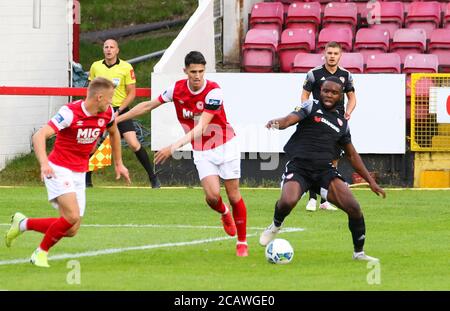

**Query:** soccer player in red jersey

left=5, top=77, right=131, bottom=267
left=117, top=51, right=248, bottom=257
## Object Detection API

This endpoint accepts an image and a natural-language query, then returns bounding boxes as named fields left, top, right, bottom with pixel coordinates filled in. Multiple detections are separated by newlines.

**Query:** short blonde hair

left=87, top=77, right=115, bottom=98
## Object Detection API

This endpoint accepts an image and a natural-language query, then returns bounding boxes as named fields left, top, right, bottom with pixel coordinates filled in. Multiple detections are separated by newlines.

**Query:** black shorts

left=281, top=159, right=345, bottom=200
left=114, top=107, right=136, bottom=137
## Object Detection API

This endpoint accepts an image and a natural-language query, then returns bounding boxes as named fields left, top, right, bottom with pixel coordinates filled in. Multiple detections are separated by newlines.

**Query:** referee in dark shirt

left=259, top=77, right=385, bottom=262
left=301, top=41, right=356, bottom=212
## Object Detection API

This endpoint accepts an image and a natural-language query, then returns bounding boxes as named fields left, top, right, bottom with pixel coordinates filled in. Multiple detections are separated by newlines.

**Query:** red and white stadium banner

left=435, top=87, right=450, bottom=123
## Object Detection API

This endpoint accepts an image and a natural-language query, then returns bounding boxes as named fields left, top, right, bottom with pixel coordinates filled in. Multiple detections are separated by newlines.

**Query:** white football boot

left=353, top=251, right=379, bottom=262
left=305, top=199, right=317, bottom=212
left=259, top=223, right=281, bottom=246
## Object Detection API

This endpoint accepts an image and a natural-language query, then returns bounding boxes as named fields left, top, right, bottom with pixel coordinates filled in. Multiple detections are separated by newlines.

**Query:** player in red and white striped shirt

left=5, top=77, right=131, bottom=267
left=117, top=51, right=248, bottom=257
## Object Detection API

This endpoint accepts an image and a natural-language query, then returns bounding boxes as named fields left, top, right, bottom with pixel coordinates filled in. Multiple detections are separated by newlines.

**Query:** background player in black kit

left=260, top=77, right=385, bottom=261
left=302, top=41, right=357, bottom=212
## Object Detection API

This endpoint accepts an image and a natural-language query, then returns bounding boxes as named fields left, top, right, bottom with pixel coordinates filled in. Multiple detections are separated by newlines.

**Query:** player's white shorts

left=193, top=137, right=241, bottom=181
left=44, top=161, right=86, bottom=217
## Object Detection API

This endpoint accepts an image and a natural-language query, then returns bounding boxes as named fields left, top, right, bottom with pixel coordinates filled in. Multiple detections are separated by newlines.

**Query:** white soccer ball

left=265, top=238, right=294, bottom=264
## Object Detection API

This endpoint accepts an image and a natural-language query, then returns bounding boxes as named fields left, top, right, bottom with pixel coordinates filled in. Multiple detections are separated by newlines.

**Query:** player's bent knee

left=346, top=201, right=362, bottom=218
left=64, top=214, right=80, bottom=226
left=65, top=228, right=78, bottom=237
left=205, top=195, right=220, bottom=207
left=278, top=198, right=297, bottom=211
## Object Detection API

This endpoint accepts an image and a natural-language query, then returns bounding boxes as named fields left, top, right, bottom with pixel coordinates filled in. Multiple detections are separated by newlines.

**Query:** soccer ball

left=265, top=238, right=294, bottom=264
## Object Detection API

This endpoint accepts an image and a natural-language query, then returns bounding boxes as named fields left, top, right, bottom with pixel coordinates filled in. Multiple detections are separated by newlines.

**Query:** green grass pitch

left=0, top=187, right=449, bottom=290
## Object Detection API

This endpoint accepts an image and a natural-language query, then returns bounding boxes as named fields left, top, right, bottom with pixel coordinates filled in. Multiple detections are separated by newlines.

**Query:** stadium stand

left=429, top=29, right=450, bottom=72
left=403, top=53, right=439, bottom=74
left=390, top=28, right=427, bottom=65
left=285, top=2, right=321, bottom=34
left=322, top=2, right=358, bottom=35
left=291, top=53, right=324, bottom=73
left=354, top=28, right=390, bottom=62
left=317, top=27, right=353, bottom=52
left=340, top=52, right=364, bottom=73
left=250, top=2, right=284, bottom=37
left=278, top=28, right=316, bottom=72
left=242, top=29, right=279, bottom=72
left=368, top=1, right=404, bottom=39
left=365, top=53, right=402, bottom=73
left=405, top=1, right=441, bottom=39
left=246, top=1, right=450, bottom=74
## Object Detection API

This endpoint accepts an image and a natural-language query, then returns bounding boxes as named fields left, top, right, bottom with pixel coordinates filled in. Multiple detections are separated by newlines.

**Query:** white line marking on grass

left=0, top=227, right=304, bottom=266
left=0, top=223, right=304, bottom=231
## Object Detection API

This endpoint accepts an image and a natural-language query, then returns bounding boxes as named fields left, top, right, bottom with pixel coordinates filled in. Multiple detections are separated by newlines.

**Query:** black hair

left=324, top=76, right=344, bottom=90
left=185, top=51, right=206, bottom=67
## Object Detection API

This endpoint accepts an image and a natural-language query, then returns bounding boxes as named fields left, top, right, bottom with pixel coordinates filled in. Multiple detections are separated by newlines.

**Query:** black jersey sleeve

left=345, top=72, right=355, bottom=93
left=292, top=99, right=316, bottom=120
left=338, top=123, right=352, bottom=146
left=303, top=69, right=315, bottom=92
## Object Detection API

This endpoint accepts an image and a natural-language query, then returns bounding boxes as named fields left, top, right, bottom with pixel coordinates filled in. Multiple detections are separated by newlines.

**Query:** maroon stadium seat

left=317, top=27, right=353, bottom=52
left=278, top=28, right=316, bottom=73
left=405, top=1, right=441, bottom=39
left=404, top=54, right=438, bottom=97
left=322, top=2, right=358, bottom=34
left=291, top=53, right=324, bottom=73
left=368, top=1, right=404, bottom=38
left=390, top=28, right=427, bottom=64
left=444, top=3, right=450, bottom=29
left=285, top=2, right=321, bottom=34
left=242, top=29, right=279, bottom=73
left=403, top=54, right=439, bottom=74
left=250, top=2, right=284, bottom=37
left=429, top=29, right=450, bottom=72
left=365, top=53, right=401, bottom=74
left=340, top=53, right=364, bottom=74
left=354, top=28, right=390, bottom=62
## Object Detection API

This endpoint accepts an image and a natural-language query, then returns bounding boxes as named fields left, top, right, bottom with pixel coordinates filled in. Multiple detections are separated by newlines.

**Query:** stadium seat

left=242, top=29, right=279, bottom=73
left=285, top=2, right=321, bottom=34
left=429, top=29, right=450, bottom=72
left=368, top=1, right=404, bottom=38
left=340, top=53, right=364, bottom=74
left=365, top=53, right=401, bottom=73
left=278, top=28, right=316, bottom=73
left=390, top=28, right=427, bottom=64
left=322, top=2, right=358, bottom=34
left=250, top=2, right=284, bottom=38
left=317, top=27, right=353, bottom=52
left=444, top=3, right=450, bottom=29
left=291, top=53, right=324, bottom=73
left=354, top=28, right=390, bottom=62
left=405, top=1, right=441, bottom=39
left=403, top=54, right=439, bottom=74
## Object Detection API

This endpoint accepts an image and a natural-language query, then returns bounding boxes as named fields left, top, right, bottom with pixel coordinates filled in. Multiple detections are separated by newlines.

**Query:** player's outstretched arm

left=154, top=111, right=215, bottom=165
left=266, top=113, right=301, bottom=130
left=32, top=125, right=56, bottom=181
left=107, top=123, right=131, bottom=184
left=116, top=99, right=164, bottom=124
left=344, top=143, right=386, bottom=198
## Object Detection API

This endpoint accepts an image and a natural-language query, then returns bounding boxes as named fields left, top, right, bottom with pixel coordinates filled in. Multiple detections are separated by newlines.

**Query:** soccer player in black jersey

left=302, top=41, right=357, bottom=212
left=260, top=77, right=385, bottom=261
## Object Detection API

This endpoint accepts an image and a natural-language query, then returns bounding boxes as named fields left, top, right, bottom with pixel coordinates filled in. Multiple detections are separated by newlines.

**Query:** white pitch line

left=0, top=223, right=303, bottom=231
left=0, top=227, right=304, bottom=266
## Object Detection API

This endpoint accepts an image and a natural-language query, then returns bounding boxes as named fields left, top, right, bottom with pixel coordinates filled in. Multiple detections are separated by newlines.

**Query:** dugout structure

left=411, top=73, right=450, bottom=151
left=410, top=73, right=450, bottom=187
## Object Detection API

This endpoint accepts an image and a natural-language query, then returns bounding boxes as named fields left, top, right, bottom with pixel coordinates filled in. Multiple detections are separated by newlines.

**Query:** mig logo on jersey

left=182, top=108, right=194, bottom=119
left=77, top=128, right=101, bottom=144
